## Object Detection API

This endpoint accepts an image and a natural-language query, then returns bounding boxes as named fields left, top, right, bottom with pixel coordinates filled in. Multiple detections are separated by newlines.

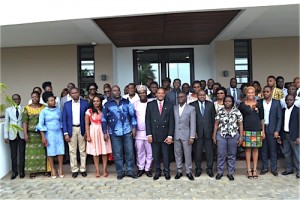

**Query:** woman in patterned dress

left=212, top=95, right=243, bottom=181
left=36, top=92, right=65, bottom=178
left=85, top=95, right=112, bottom=178
left=239, top=86, right=265, bottom=179
left=22, top=91, right=46, bottom=179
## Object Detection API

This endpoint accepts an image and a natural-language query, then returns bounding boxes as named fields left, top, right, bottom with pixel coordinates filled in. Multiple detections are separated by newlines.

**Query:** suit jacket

left=190, top=100, right=216, bottom=139
left=280, top=106, right=300, bottom=141
left=60, top=95, right=69, bottom=112
left=4, top=105, right=24, bottom=140
left=260, top=99, right=282, bottom=133
left=62, top=99, right=89, bottom=137
left=146, top=100, right=175, bottom=142
left=227, top=87, right=243, bottom=100
left=174, top=104, right=196, bottom=140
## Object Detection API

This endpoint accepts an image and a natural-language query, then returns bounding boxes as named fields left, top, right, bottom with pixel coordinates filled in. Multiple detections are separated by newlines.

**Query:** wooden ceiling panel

left=94, top=10, right=240, bottom=47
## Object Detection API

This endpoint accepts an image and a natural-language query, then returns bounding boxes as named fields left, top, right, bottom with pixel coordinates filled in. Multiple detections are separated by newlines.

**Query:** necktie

left=159, top=102, right=163, bottom=115
left=16, top=107, right=19, bottom=119
left=201, top=102, right=205, bottom=116
left=233, top=88, right=237, bottom=101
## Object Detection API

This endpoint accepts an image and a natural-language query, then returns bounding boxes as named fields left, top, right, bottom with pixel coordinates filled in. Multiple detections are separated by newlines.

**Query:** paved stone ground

left=1, top=161, right=300, bottom=199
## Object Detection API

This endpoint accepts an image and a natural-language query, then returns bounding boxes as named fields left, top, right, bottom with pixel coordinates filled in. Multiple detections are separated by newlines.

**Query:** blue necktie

left=201, top=103, right=205, bottom=116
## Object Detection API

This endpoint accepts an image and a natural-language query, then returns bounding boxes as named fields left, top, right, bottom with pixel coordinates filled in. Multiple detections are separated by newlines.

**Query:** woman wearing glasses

left=214, top=87, right=227, bottom=112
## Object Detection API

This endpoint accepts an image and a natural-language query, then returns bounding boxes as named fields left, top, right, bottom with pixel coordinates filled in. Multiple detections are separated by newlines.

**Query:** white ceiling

left=0, top=4, right=299, bottom=48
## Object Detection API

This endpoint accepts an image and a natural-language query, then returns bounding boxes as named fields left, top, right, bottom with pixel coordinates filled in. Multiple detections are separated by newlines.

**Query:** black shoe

left=19, top=172, right=25, bottom=179
left=215, top=173, right=223, bottom=180
left=186, top=173, right=194, bottom=181
left=165, top=173, right=171, bottom=180
left=207, top=171, right=214, bottom=178
left=72, top=172, right=78, bottom=178
left=175, top=172, right=182, bottom=179
left=271, top=171, right=278, bottom=176
left=227, top=174, right=234, bottom=181
left=153, top=172, right=161, bottom=180
left=296, top=174, right=300, bottom=178
left=195, top=171, right=202, bottom=177
left=260, top=169, right=268, bottom=175
left=137, top=170, right=144, bottom=177
left=10, top=172, right=18, bottom=180
left=127, top=173, right=138, bottom=179
left=145, top=171, right=152, bottom=177
left=281, top=171, right=294, bottom=175
left=81, top=171, right=87, bottom=177
left=117, top=174, right=125, bottom=180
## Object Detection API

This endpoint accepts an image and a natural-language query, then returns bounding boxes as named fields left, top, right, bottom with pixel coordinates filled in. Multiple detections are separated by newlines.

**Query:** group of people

left=4, top=76, right=300, bottom=182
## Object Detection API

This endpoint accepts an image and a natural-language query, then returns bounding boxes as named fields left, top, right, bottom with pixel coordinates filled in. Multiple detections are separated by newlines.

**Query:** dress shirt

left=284, top=105, right=294, bottom=132
left=179, top=103, right=186, bottom=117
left=157, top=100, right=164, bottom=112
left=282, top=88, right=288, bottom=97
left=263, top=99, right=272, bottom=125
left=198, top=101, right=205, bottom=110
left=72, top=99, right=80, bottom=125
left=67, top=94, right=72, bottom=101
left=102, top=97, right=137, bottom=136
left=122, top=93, right=140, bottom=104
left=280, top=97, right=286, bottom=108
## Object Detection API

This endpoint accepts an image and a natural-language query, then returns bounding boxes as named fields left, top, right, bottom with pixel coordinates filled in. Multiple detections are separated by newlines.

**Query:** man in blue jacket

left=63, top=87, right=89, bottom=178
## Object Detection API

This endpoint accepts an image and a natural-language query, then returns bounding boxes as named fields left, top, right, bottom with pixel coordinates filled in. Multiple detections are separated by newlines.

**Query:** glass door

left=133, top=48, right=194, bottom=86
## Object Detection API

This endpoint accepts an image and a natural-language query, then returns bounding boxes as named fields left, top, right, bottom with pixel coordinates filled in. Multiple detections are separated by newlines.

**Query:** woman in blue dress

left=36, top=91, right=64, bottom=178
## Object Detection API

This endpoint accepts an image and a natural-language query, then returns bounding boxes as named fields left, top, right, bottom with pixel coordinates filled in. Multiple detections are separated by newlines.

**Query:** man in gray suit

left=174, top=91, right=196, bottom=180
left=4, top=94, right=25, bottom=179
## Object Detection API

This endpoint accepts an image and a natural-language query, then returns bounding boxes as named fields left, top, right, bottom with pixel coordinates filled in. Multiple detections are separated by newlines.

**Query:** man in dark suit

left=173, top=91, right=196, bottom=180
left=62, top=87, right=89, bottom=178
left=260, top=86, right=282, bottom=176
left=280, top=94, right=300, bottom=178
left=190, top=89, right=216, bottom=178
left=146, top=87, right=175, bottom=180
left=226, top=77, right=243, bottom=105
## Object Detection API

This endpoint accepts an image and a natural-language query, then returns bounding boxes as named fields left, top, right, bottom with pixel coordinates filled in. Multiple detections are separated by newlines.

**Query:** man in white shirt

left=281, top=94, right=300, bottom=178
left=260, top=86, right=282, bottom=176
left=122, top=83, right=140, bottom=104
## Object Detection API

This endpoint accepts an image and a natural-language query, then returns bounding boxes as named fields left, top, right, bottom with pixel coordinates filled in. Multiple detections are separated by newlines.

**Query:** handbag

left=242, top=131, right=262, bottom=148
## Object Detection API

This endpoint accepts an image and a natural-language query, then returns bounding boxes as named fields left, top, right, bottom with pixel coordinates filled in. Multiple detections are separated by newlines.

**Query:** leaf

left=9, top=124, right=24, bottom=136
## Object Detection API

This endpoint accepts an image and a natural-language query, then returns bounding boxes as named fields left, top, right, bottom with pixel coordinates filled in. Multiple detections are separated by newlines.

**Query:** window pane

left=235, top=64, right=248, bottom=71
left=235, top=58, right=248, bottom=65
left=168, top=63, right=190, bottom=84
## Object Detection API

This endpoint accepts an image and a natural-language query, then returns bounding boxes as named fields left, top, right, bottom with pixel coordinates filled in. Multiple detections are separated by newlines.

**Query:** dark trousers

left=194, top=137, right=213, bottom=172
left=152, top=142, right=170, bottom=174
left=260, top=125, right=278, bottom=172
left=9, top=136, right=25, bottom=174
left=282, top=133, right=300, bottom=174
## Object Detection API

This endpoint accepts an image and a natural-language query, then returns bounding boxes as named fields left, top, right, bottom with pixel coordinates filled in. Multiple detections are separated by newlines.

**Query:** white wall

left=0, top=122, right=11, bottom=178
left=116, top=45, right=214, bottom=91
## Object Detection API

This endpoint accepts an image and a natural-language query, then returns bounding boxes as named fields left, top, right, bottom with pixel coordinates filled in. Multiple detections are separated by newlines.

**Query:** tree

left=137, top=63, right=156, bottom=85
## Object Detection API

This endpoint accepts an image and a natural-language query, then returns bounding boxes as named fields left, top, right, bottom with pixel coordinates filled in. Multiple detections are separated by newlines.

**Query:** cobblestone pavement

left=1, top=163, right=300, bottom=199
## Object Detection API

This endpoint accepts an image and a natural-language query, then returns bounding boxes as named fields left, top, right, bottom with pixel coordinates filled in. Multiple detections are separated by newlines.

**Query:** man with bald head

left=102, top=85, right=138, bottom=180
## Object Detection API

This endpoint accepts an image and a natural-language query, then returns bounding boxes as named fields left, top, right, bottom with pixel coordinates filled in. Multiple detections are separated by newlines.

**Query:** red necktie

left=159, top=102, right=163, bottom=115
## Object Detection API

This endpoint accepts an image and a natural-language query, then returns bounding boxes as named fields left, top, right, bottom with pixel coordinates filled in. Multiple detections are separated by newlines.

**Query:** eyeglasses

left=89, top=88, right=96, bottom=91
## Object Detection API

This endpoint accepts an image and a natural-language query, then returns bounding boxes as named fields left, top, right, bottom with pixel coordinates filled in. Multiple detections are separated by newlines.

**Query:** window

left=234, top=40, right=252, bottom=86
left=133, top=48, right=194, bottom=85
left=78, top=46, right=95, bottom=97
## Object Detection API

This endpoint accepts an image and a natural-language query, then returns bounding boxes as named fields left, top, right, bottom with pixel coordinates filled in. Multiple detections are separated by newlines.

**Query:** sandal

left=252, top=170, right=258, bottom=179
left=247, top=169, right=253, bottom=179
left=30, top=173, right=36, bottom=179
